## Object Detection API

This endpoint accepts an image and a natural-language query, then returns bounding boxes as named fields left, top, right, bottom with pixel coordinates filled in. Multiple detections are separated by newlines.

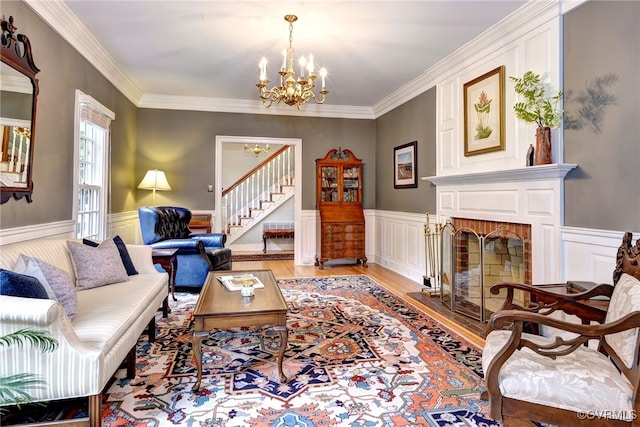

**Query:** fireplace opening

left=439, top=218, right=532, bottom=322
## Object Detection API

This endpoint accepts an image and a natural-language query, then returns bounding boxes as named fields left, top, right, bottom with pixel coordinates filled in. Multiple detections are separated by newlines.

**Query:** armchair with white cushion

left=482, top=232, right=640, bottom=426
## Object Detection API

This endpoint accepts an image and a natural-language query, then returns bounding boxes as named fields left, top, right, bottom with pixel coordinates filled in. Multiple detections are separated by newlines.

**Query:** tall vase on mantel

left=535, top=126, right=552, bottom=165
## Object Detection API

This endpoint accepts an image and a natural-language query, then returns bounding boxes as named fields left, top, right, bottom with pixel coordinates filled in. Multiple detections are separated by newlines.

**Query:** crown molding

left=24, top=0, right=373, bottom=119
left=372, top=0, right=561, bottom=117
left=25, top=0, right=559, bottom=120
left=138, top=94, right=375, bottom=119
left=24, top=0, right=144, bottom=105
left=562, top=0, right=589, bottom=14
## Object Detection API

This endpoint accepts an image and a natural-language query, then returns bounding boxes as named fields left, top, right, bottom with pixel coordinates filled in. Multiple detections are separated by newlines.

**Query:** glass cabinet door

left=320, top=166, right=338, bottom=202
left=342, top=166, right=360, bottom=202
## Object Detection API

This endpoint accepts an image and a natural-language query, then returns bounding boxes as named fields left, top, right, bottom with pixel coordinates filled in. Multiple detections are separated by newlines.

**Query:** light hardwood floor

left=229, top=259, right=486, bottom=348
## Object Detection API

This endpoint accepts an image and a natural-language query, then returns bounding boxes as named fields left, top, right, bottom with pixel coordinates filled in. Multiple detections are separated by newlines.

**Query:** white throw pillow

left=13, top=256, right=55, bottom=298
left=14, top=255, right=78, bottom=320
left=67, top=239, right=129, bottom=290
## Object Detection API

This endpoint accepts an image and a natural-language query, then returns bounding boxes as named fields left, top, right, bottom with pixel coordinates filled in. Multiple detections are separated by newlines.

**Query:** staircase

left=0, top=126, right=30, bottom=187
left=222, top=145, right=295, bottom=245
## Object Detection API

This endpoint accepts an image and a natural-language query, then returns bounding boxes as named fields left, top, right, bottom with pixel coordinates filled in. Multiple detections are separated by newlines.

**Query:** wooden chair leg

left=88, top=393, right=101, bottom=427
left=126, top=345, right=136, bottom=378
left=162, top=296, right=169, bottom=318
left=148, top=317, right=156, bottom=342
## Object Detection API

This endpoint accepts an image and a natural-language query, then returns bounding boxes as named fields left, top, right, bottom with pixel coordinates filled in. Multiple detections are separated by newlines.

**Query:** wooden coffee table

left=191, top=269, right=289, bottom=391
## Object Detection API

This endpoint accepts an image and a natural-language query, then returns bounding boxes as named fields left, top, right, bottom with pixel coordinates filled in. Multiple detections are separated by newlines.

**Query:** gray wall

left=375, top=89, right=437, bottom=213
left=563, top=1, right=640, bottom=231
left=136, top=109, right=376, bottom=211
left=2, top=0, right=639, bottom=236
left=0, top=1, right=138, bottom=229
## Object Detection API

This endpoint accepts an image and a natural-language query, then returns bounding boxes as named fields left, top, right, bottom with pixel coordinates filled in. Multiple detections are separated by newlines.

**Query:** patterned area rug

left=101, top=275, right=496, bottom=426
left=231, top=252, right=294, bottom=261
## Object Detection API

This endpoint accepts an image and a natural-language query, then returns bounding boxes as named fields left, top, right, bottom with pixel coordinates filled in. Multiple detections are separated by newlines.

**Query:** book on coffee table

left=217, top=274, right=265, bottom=292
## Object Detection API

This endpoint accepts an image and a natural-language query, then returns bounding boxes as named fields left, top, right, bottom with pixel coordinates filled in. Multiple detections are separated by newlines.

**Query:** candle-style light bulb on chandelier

left=257, top=14, right=328, bottom=109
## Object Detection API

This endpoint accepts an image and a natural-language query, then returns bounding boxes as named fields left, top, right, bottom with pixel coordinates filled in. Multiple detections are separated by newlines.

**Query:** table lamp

left=138, top=169, right=171, bottom=205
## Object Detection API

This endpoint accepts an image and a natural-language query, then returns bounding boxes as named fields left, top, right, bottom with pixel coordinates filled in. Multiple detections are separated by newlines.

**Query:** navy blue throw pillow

left=82, top=236, right=139, bottom=276
left=0, top=269, right=49, bottom=299
left=112, top=235, right=138, bottom=276
left=81, top=238, right=99, bottom=248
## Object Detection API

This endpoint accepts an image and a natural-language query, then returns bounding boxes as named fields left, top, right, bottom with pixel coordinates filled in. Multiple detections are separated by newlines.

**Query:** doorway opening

left=215, top=136, right=302, bottom=265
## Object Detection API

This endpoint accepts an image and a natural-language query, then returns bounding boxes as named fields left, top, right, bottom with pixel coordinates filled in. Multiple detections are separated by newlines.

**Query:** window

left=73, top=90, right=114, bottom=240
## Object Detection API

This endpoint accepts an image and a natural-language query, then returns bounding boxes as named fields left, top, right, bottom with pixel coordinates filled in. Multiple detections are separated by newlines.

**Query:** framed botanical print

left=463, top=65, right=505, bottom=156
left=393, top=141, right=417, bottom=189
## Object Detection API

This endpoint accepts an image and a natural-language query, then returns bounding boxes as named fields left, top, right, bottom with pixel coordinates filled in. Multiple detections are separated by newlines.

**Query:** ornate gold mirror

left=0, top=16, right=39, bottom=203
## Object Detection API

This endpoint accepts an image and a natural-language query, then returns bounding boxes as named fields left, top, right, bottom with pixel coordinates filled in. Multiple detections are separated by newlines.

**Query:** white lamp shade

left=138, top=169, right=171, bottom=191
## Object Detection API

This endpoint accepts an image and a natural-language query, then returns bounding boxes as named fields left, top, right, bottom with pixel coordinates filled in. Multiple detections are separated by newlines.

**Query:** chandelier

left=257, top=14, right=328, bottom=109
left=244, top=143, right=270, bottom=157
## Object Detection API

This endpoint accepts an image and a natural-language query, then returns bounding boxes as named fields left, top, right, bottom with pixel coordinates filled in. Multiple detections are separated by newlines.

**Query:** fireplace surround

left=423, top=164, right=576, bottom=288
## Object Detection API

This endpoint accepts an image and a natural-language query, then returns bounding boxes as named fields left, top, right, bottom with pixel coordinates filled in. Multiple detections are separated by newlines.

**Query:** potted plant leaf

left=510, top=71, right=563, bottom=165
left=0, top=329, right=58, bottom=412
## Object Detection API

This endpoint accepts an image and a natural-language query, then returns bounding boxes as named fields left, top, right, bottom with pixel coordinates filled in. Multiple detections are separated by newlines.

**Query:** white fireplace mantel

left=421, top=163, right=577, bottom=186
left=421, top=163, right=577, bottom=285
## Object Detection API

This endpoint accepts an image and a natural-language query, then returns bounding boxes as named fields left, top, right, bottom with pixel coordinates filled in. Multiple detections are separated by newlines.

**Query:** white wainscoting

left=299, top=209, right=318, bottom=265
left=0, top=213, right=141, bottom=246
left=299, top=209, right=377, bottom=267
left=373, top=210, right=426, bottom=284
left=0, top=208, right=514, bottom=287
left=2, top=211, right=635, bottom=289
left=0, top=220, right=75, bottom=244
left=109, top=211, right=142, bottom=243
left=561, top=226, right=637, bottom=285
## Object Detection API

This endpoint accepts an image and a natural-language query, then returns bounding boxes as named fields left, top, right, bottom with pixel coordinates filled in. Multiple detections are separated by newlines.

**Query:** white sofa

left=0, top=238, right=168, bottom=427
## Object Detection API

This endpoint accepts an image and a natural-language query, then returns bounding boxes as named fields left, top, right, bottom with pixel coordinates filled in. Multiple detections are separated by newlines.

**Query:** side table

left=529, top=281, right=609, bottom=324
left=189, top=213, right=212, bottom=233
left=152, top=248, right=179, bottom=312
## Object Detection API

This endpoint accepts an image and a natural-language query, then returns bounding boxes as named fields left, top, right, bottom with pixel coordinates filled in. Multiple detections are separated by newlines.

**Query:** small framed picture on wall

left=463, top=65, right=505, bottom=156
left=393, top=141, right=417, bottom=189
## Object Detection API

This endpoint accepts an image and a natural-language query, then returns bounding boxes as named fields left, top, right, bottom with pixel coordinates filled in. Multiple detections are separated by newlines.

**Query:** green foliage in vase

left=0, top=329, right=58, bottom=411
left=510, top=71, right=563, bottom=128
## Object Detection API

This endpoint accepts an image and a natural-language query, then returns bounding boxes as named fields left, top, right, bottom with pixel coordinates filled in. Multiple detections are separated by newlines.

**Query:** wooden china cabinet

left=315, top=148, right=367, bottom=269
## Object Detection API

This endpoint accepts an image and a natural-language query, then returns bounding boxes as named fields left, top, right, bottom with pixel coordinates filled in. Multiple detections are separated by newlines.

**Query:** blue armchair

left=138, top=206, right=232, bottom=288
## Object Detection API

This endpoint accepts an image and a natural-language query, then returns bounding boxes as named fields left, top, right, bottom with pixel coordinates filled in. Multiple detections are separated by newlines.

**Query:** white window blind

left=79, top=104, right=112, bottom=130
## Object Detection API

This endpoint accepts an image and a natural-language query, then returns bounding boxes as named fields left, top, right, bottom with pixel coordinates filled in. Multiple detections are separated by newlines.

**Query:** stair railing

left=221, top=145, right=294, bottom=231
